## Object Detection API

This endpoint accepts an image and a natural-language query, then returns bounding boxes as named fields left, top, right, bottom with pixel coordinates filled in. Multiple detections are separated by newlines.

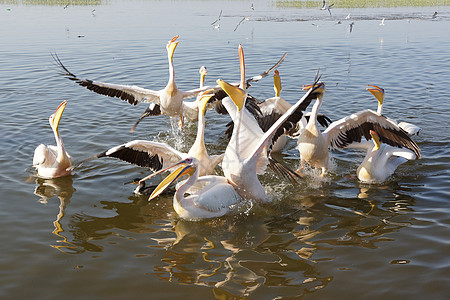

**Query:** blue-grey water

left=1, top=1, right=449, bottom=299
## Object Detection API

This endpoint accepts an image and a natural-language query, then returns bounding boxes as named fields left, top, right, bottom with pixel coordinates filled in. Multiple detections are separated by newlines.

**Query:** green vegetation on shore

left=0, top=0, right=104, bottom=5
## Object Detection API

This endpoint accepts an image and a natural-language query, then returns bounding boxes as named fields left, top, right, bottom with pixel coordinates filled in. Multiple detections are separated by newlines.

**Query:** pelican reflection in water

left=33, top=177, right=79, bottom=253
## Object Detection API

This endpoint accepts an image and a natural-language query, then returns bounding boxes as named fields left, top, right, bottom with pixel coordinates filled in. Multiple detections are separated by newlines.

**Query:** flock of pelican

left=33, top=36, right=421, bottom=220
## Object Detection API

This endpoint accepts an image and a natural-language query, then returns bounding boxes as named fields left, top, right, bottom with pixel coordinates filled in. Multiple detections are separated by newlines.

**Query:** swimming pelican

left=74, top=90, right=223, bottom=177
left=33, top=100, right=73, bottom=178
left=296, top=83, right=421, bottom=176
left=355, top=130, right=417, bottom=183
left=216, top=45, right=323, bottom=202
left=366, top=84, right=421, bottom=135
left=147, top=157, right=242, bottom=220
left=53, top=35, right=211, bottom=129
left=130, top=65, right=208, bottom=132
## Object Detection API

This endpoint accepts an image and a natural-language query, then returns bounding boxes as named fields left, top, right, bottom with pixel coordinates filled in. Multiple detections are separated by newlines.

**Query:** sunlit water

left=1, top=1, right=449, bottom=299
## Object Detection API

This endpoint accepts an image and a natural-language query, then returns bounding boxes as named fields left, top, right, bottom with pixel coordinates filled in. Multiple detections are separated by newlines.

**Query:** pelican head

left=166, top=35, right=179, bottom=60
left=302, top=82, right=326, bottom=99
left=366, top=84, right=384, bottom=106
left=217, top=79, right=245, bottom=111
left=199, top=66, right=208, bottom=88
left=49, top=100, right=67, bottom=135
left=197, top=89, right=215, bottom=116
left=370, top=130, right=381, bottom=150
left=199, top=66, right=207, bottom=77
left=274, top=69, right=282, bottom=97
left=149, top=158, right=196, bottom=200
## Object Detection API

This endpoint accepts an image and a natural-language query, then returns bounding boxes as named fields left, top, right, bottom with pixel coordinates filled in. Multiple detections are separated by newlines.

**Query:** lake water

left=1, top=0, right=449, bottom=299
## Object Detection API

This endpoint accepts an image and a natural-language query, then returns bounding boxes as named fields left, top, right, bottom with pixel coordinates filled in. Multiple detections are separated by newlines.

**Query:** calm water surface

left=1, top=1, right=449, bottom=299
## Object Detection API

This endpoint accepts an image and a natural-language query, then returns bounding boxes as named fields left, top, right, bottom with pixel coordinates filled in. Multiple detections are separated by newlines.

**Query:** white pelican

left=130, top=65, right=208, bottom=132
left=355, top=130, right=417, bottom=183
left=54, top=41, right=285, bottom=131
left=296, top=84, right=421, bottom=176
left=147, top=157, right=242, bottom=220
left=366, top=84, right=421, bottom=135
left=33, top=100, right=73, bottom=178
left=53, top=35, right=211, bottom=129
left=216, top=45, right=323, bottom=202
left=74, top=90, right=223, bottom=177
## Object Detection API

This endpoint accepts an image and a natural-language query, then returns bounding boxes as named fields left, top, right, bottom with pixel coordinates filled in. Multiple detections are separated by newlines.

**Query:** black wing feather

left=52, top=53, right=140, bottom=106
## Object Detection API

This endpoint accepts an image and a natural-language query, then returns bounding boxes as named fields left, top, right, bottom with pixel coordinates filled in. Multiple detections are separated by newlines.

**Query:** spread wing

left=74, top=140, right=185, bottom=171
left=323, top=109, right=421, bottom=158
left=52, top=53, right=160, bottom=106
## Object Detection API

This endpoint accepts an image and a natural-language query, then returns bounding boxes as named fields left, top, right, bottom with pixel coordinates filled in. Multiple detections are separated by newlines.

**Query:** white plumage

left=33, top=101, right=73, bottom=179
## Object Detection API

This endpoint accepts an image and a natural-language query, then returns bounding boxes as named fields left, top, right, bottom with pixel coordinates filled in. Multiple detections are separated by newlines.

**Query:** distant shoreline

left=276, top=0, right=450, bottom=8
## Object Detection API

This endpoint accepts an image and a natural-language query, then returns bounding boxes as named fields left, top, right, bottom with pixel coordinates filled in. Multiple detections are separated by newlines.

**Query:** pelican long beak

left=366, top=84, right=384, bottom=105
left=149, top=164, right=195, bottom=201
left=273, top=69, right=282, bottom=97
left=239, top=44, right=245, bottom=89
left=51, top=100, right=67, bottom=133
left=369, top=130, right=381, bottom=150
left=167, top=35, right=179, bottom=60
left=217, top=79, right=245, bottom=111
left=198, top=89, right=215, bottom=115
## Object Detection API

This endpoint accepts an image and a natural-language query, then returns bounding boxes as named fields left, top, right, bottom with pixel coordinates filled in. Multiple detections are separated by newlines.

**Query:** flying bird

left=234, top=16, right=250, bottom=32
left=321, top=0, right=334, bottom=16
left=349, top=22, right=355, bottom=33
left=211, top=9, right=222, bottom=26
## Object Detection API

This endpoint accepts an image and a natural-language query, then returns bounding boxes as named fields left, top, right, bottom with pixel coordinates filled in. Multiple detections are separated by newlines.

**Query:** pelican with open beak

left=146, top=157, right=242, bottom=220
left=33, top=100, right=73, bottom=178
